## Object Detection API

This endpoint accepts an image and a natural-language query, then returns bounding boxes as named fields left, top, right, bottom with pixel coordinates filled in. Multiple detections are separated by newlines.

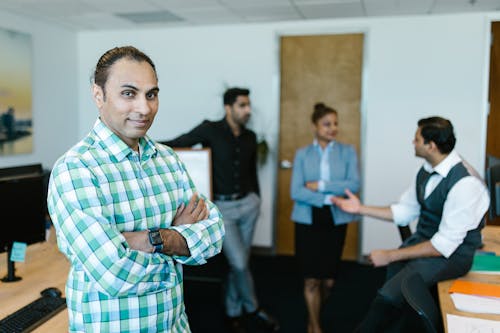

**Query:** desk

left=438, top=225, right=500, bottom=332
left=0, top=228, right=69, bottom=332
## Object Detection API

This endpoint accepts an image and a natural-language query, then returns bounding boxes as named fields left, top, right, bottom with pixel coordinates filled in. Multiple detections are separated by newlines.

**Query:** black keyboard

left=0, top=294, right=66, bottom=333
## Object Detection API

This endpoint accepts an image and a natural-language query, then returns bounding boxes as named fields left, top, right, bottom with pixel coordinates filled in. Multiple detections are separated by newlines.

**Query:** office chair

left=486, top=162, right=500, bottom=220
left=401, top=272, right=443, bottom=333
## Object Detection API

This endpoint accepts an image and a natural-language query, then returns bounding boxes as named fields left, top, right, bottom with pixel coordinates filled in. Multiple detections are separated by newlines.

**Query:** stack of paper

left=447, top=314, right=500, bottom=332
left=471, top=254, right=500, bottom=274
left=449, top=280, right=500, bottom=314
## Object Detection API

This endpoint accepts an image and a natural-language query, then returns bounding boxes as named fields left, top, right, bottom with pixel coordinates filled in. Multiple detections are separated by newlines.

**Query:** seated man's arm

left=370, top=241, right=441, bottom=267
left=332, top=189, right=395, bottom=221
left=370, top=176, right=490, bottom=267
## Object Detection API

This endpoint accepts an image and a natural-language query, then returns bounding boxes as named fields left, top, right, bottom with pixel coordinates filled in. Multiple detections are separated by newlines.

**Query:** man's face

left=227, top=95, right=251, bottom=127
left=413, top=127, right=430, bottom=158
left=93, top=58, right=159, bottom=150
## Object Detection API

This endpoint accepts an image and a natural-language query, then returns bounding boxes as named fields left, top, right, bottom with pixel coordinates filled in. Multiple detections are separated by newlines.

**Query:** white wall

left=360, top=14, right=490, bottom=254
left=77, top=13, right=491, bottom=250
left=0, top=11, right=78, bottom=171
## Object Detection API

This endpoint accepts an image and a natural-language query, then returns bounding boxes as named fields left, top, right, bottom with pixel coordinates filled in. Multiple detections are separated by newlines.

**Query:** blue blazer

left=290, top=142, right=360, bottom=225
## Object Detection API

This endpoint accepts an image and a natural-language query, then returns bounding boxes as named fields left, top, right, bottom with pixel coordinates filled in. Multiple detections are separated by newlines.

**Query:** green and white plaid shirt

left=48, top=118, right=224, bottom=333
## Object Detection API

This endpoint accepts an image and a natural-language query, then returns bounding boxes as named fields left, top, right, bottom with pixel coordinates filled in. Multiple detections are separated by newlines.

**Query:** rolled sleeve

left=390, top=185, right=421, bottom=227
left=430, top=176, right=490, bottom=258
left=171, top=202, right=224, bottom=265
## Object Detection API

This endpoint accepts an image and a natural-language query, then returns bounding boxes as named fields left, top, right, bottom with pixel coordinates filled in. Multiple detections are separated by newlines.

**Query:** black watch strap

left=148, top=228, right=164, bottom=253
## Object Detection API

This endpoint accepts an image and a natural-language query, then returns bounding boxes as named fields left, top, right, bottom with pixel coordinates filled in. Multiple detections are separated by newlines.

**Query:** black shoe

left=226, top=316, right=246, bottom=333
left=250, top=308, right=280, bottom=331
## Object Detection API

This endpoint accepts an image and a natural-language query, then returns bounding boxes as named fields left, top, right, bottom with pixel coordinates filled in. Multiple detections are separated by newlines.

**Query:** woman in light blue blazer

left=291, top=103, right=360, bottom=333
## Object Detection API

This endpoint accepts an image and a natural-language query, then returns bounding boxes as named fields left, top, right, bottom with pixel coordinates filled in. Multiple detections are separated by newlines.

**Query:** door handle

left=280, top=160, right=293, bottom=169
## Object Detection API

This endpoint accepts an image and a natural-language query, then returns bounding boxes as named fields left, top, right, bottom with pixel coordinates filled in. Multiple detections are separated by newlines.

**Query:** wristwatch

left=148, top=228, right=164, bottom=253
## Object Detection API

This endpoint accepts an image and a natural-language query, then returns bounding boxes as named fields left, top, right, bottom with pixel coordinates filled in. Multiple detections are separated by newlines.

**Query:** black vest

left=413, top=162, right=484, bottom=256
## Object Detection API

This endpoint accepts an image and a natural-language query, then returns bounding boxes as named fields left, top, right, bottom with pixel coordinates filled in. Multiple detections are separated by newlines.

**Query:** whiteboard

left=174, top=148, right=212, bottom=200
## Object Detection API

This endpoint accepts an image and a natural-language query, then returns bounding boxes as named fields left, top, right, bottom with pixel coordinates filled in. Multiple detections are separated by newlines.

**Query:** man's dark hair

left=93, top=46, right=157, bottom=97
left=417, top=116, right=456, bottom=154
left=311, top=102, right=337, bottom=124
left=223, top=87, right=250, bottom=106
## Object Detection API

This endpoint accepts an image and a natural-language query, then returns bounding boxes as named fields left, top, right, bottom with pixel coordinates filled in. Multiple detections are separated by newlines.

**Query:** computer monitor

left=486, top=163, right=500, bottom=221
left=0, top=164, right=47, bottom=282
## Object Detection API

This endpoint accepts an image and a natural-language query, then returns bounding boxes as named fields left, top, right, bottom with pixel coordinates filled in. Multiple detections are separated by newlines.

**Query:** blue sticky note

left=10, top=242, right=27, bottom=263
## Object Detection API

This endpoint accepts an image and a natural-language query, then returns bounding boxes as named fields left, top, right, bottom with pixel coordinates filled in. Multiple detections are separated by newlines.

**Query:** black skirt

left=295, top=206, right=347, bottom=279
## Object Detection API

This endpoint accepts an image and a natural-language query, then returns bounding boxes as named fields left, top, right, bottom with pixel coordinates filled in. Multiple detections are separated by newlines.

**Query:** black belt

left=214, top=193, right=247, bottom=201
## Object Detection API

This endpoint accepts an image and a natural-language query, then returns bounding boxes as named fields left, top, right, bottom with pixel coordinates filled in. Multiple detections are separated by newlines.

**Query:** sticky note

left=10, top=242, right=27, bottom=263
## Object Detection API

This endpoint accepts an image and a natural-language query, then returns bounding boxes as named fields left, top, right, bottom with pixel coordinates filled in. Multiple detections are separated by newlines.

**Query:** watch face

left=149, top=230, right=162, bottom=245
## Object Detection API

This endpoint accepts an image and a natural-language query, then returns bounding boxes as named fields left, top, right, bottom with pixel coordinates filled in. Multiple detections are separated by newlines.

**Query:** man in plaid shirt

left=47, top=46, right=224, bottom=332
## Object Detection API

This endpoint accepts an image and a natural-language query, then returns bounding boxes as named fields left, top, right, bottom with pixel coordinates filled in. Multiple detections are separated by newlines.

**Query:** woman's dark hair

left=311, top=103, right=337, bottom=124
left=417, top=116, right=456, bottom=154
left=92, top=46, right=157, bottom=96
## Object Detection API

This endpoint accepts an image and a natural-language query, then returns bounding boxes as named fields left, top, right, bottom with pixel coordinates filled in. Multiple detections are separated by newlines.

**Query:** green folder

left=471, top=254, right=500, bottom=273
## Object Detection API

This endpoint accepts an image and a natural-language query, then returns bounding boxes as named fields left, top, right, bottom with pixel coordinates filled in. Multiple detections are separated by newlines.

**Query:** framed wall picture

left=0, top=28, right=32, bottom=156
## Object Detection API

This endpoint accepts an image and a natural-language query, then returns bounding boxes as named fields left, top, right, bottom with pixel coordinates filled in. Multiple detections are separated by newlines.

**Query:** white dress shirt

left=390, top=151, right=490, bottom=258
left=313, top=139, right=336, bottom=204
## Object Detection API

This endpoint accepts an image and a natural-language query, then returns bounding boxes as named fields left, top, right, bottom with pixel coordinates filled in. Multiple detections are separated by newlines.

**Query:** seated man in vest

left=332, top=116, right=490, bottom=332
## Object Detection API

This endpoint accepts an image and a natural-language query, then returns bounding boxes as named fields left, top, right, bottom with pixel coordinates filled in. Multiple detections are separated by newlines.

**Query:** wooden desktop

left=0, top=227, right=69, bottom=332
left=438, top=225, right=500, bottom=332
left=3, top=226, right=500, bottom=332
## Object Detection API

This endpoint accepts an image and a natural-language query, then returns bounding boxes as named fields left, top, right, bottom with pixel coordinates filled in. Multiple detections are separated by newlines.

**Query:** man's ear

left=428, top=140, right=438, bottom=152
left=224, top=104, right=231, bottom=116
left=92, top=84, right=104, bottom=108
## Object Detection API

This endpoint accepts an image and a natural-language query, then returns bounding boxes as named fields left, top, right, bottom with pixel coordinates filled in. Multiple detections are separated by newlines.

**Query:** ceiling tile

left=58, top=13, right=131, bottom=30
left=296, top=2, right=364, bottom=18
left=293, top=0, right=360, bottom=3
left=147, top=0, right=223, bottom=10
left=116, top=10, right=184, bottom=24
left=170, top=6, right=242, bottom=24
left=230, top=5, right=301, bottom=19
left=221, top=0, right=292, bottom=6
left=363, top=0, right=435, bottom=16
left=0, top=0, right=498, bottom=30
left=0, top=0, right=88, bottom=18
left=78, top=0, right=161, bottom=14
left=433, top=0, right=500, bottom=13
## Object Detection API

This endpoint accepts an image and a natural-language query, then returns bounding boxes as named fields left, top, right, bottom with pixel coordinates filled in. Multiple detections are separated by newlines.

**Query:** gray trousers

left=215, top=192, right=261, bottom=317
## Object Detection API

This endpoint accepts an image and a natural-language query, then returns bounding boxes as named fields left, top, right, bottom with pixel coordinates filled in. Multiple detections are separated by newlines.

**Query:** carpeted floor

left=183, top=254, right=388, bottom=333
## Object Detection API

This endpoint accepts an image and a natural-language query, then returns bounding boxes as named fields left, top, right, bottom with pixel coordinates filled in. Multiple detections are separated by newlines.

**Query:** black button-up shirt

left=161, top=118, right=260, bottom=197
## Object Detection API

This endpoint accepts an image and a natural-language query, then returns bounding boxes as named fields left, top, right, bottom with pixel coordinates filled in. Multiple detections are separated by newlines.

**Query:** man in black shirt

left=162, top=87, right=279, bottom=333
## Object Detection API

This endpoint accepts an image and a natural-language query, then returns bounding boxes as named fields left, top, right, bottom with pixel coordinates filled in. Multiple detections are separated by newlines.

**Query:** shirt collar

left=422, top=150, right=461, bottom=177
left=92, top=118, right=158, bottom=162
left=222, top=117, right=247, bottom=133
left=313, top=139, right=335, bottom=151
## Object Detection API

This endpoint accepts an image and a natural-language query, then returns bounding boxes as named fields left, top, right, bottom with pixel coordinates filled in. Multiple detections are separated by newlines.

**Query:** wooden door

left=487, top=22, right=500, bottom=225
left=276, top=34, right=364, bottom=258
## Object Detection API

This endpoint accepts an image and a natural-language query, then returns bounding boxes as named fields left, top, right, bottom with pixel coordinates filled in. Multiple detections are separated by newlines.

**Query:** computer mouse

left=40, top=287, right=62, bottom=298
